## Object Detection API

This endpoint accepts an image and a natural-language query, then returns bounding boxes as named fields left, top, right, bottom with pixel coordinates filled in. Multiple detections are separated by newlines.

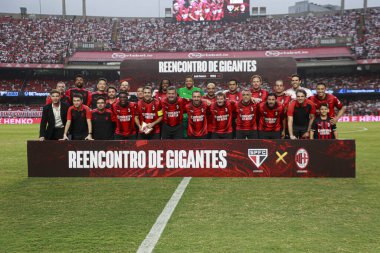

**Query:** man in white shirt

left=285, top=74, right=313, bottom=100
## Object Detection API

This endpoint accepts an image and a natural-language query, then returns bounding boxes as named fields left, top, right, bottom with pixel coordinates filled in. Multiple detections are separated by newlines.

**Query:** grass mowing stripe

left=137, top=177, right=192, bottom=253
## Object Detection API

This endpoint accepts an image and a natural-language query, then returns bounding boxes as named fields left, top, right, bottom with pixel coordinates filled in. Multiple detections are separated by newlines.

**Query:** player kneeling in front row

left=310, top=103, right=338, bottom=139
left=135, top=86, right=163, bottom=140
left=91, top=97, right=114, bottom=140
left=161, top=86, right=187, bottom=139
left=61, top=93, right=93, bottom=140
left=111, top=91, right=137, bottom=140
left=210, top=92, right=236, bottom=139
left=235, top=88, right=258, bottom=139
left=185, top=90, right=210, bottom=139
left=257, top=93, right=285, bottom=139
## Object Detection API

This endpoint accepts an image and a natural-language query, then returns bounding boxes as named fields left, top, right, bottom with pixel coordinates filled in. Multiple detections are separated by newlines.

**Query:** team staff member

left=257, top=93, right=285, bottom=139
left=91, top=78, right=108, bottom=109
left=309, top=82, right=345, bottom=125
left=250, top=75, right=268, bottom=103
left=161, top=87, right=187, bottom=139
left=203, top=82, right=217, bottom=139
left=61, top=94, right=93, bottom=140
left=285, top=74, right=313, bottom=99
left=135, top=86, right=163, bottom=140
left=310, top=103, right=338, bottom=140
left=287, top=90, right=316, bottom=139
left=106, top=86, right=118, bottom=109
left=112, top=91, right=137, bottom=140
left=185, top=91, right=210, bottom=139
left=39, top=90, right=69, bottom=140
left=91, top=97, right=114, bottom=140
left=119, top=80, right=138, bottom=102
left=210, top=92, right=236, bottom=139
left=235, top=88, right=258, bottom=139
left=225, top=79, right=242, bottom=102
left=45, top=82, right=70, bottom=105
left=178, top=76, right=204, bottom=137
left=65, top=74, right=92, bottom=106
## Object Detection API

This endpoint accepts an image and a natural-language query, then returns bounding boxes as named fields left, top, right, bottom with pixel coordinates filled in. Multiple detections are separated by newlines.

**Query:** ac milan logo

left=248, top=149, right=268, bottom=168
left=295, top=148, right=309, bottom=169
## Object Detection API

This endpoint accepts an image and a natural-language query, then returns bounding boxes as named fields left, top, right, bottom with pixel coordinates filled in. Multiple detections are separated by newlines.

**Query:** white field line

left=136, top=177, right=192, bottom=253
left=340, top=127, right=368, bottom=134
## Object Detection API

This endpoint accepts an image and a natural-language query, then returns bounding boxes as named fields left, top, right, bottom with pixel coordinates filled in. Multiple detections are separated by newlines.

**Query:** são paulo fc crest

left=248, top=149, right=268, bottom=168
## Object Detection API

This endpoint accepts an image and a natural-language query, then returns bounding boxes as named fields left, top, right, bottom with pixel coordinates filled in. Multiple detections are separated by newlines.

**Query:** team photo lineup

left=39, top=73, right=344, bottom=142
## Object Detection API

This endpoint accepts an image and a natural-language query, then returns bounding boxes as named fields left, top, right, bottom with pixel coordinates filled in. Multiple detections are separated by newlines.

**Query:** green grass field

left=1, top=123, right=379, bottom=252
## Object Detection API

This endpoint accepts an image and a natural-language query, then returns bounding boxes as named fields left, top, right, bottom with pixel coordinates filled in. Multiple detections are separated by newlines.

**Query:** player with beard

left=225, top=79, right=242, bottom=102
left=135, top=86, right=163, bottom=140
left=202, top=82, right=217, bottom=139
left=161, top=86, right=187, bottom=139
left=185, top=91, right=210, bottom=139
left=250, top=75, right=268, bottom=104
left=111, top=91, right=137, bottom=140
left=65, top=74, right=92, bottom=106
left=235, top=88, right=258, bottom=139
left=61, top=93, right=93, bottom=141
left=210, top=91, right=236, bottom=139
left=258, top=93, right=286, bottom=139
left=310, top=103, right=338, bottom=140
left=91, top=78, right=108, bottom=109
left=106, top=86, right=117, bottom=109
left=91, top=97, right=114, bottom=140
left=119, top=80, right=138, bottom=102
left=285, top=74, right=313, bottom=100
left=178, top=76, right=204, bottom=137
left=155, top=79, right=171, bottom=101
left=309, top=82, right=345, bottom=125
left=287, top=90, right=316, bottom=139
left=39, top=89, right=69, bottom=140
left=45, top=81, right=70, bottom=105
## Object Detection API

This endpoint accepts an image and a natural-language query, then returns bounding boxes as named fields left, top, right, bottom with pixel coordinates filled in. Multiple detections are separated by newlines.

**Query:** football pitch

left=0, top=123, right=379, bottom=252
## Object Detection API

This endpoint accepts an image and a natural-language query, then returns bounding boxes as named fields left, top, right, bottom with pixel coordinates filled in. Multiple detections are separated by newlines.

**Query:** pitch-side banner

left=27, top=140, right=355, bottom=178
left=120, top=58, right=296, bottom=90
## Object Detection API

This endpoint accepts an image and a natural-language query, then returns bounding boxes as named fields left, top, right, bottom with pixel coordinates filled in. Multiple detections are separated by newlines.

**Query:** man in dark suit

left=39, top=89, right=69, bottom=140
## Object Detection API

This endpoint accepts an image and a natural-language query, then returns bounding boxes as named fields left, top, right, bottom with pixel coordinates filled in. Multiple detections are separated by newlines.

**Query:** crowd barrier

left=27, top=140, right=355, bottom=178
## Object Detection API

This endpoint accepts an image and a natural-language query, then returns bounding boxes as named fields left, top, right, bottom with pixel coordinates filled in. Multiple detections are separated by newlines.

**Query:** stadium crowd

left=1, top=8, right=379, bottom=63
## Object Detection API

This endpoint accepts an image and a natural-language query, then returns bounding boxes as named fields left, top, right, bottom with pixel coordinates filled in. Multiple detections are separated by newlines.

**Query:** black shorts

left=114, top=134, right=136, bottom=140
left=212, top=132, right=233, bottom=139
left=236, top=130, right=258, bottom=139
left=51, top=127, right=64, bottom=140
left=138, top=132, right=161, bottom=140
left=293, top=128, right=309, bottom=139
left=161, top=123, right=183, bottom=139
left=188, top=135, right=208, bottom=139
left=71, top=133, right=87, bottom=140
left=259, top=131, right=281, bottom=139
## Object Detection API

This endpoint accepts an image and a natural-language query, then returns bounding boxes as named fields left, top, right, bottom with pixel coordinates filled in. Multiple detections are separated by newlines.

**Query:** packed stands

left=345, top=99, right=380, bottom=116
left=306, top=74, right=380, bottom=91
left=1, top=8, right=379, bottom=64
